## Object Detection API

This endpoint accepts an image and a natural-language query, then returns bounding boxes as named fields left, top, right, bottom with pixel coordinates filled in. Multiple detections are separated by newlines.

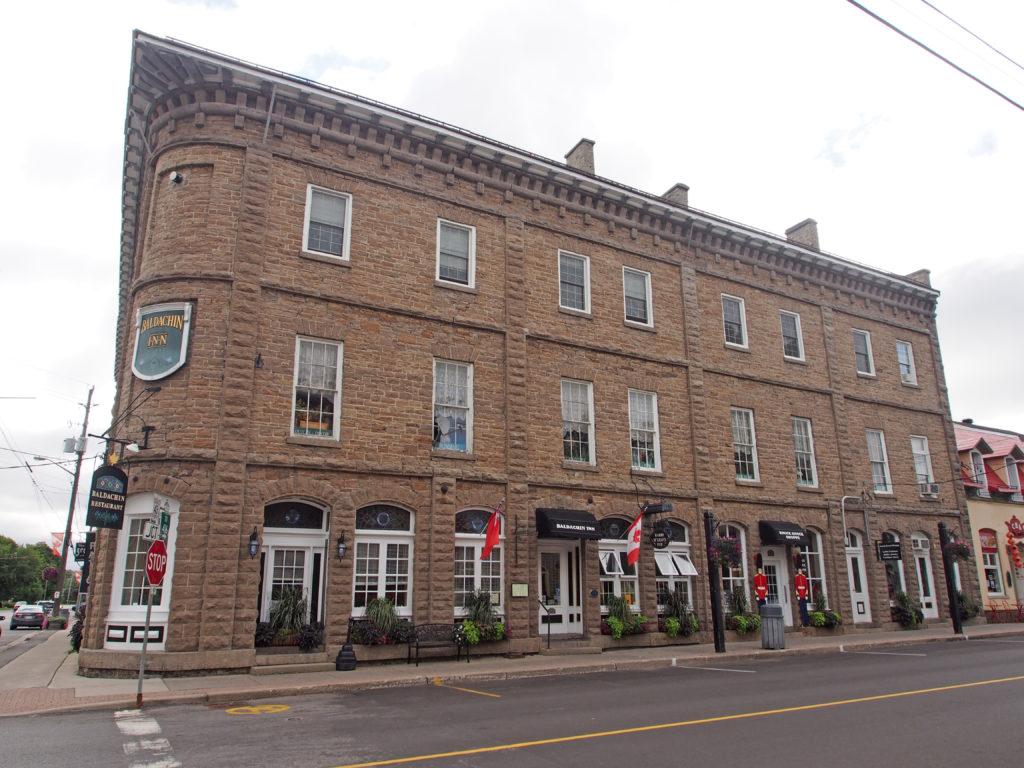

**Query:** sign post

left=137, top=540, right=167, bottom=708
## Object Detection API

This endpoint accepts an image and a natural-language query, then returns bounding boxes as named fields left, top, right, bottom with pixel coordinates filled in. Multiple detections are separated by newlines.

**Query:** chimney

left=905, top=269, right=932, bottom=287
left=662, top=183, right=690, bottom=208
left=785, top=219, right=820, bottom=250
left=565, top=138, right=595, bottom=174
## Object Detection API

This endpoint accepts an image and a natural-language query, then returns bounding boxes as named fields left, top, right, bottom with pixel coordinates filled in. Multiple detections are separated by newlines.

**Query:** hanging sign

left=878, top=542, right=902, bottom=561
left=131, top=302, right=192, bottom=380
left=85, top=465, right=128, bottom=530
left=1006, top=516, right=1024, bottom=538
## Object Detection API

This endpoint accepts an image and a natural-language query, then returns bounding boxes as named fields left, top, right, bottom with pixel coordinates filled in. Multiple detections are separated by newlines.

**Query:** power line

left=846, top=0, right=1024, bottom=112
left=919, top=0, right=1024, bottom=76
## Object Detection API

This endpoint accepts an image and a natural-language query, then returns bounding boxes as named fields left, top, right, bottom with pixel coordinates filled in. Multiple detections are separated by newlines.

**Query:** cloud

left=817, top=114, right=884, bottom=169
left=299, top=49, right=389, bottom=82
left=967, top=130, right=997, bottom=157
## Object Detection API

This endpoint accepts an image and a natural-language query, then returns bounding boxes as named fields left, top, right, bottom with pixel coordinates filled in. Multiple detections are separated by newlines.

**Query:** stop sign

left=145, top=540, right=168, bottom=586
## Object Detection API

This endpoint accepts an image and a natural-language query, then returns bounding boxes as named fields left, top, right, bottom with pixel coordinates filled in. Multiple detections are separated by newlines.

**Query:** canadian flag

left=626, top=512, right=643, bottom=566
left=481, top=503, right=503, bottom=559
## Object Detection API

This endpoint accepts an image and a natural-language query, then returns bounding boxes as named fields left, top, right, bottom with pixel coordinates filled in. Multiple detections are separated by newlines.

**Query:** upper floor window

left=1005, top=457, right=1021, bottom=492
left=911, top=436, right=935, bottom=493
left=437, top=219, right=475, bottom=287
left=780, top=311, right=804, bottom=360
left=623, top=267, right=652, bottom=326
left=433, top=360, right=472, bottom=452
left=970, top=449, right=990, bottom=498
left=722, top=295, right=748, bottom=348
left=853, top=330, right=874, bottom=376
left=896, top=341, right=917, bottom=385
left=731, top=407, right=759, bottom=481
left=791, top=417, right=817, bottom=487
left=559, top=250, right=590, bottom=313
left=293, top=338, right=342, bottom=439
left=629, top=389, right=661, bottom=471
left=562, top=379, right=595, bottom=464
left=303, top=185, right=352, bottom=260
left=866, top=429, right=892, bottom=494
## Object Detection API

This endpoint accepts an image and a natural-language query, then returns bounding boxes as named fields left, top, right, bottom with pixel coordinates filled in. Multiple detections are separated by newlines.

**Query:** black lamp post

left=703, top=508, right=726, bottom=653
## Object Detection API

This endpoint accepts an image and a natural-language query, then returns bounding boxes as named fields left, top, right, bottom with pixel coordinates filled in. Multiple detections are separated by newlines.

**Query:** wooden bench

left=407, top=623, right=469, bottom=666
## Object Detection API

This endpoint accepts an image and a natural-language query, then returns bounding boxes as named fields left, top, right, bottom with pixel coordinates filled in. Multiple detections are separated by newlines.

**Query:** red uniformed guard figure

left=795, top=568, right=810, bottom=626
left=754, top=568, right=768, bottom=607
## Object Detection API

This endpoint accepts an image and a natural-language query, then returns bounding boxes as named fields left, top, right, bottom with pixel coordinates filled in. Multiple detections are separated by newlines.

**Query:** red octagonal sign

left=146, top=540, right=168, bottom=586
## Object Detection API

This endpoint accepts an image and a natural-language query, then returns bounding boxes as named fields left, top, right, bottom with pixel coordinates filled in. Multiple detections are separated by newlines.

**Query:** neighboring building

left=79, top=32, right=978, bottom=675
left=955, top=420, right=1024, bottom=609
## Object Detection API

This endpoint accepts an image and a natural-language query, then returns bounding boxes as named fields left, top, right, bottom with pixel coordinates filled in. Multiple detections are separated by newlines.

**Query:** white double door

left=259, top=531, right=326, bottom=624
left=538, top=543, right=583, bottom=634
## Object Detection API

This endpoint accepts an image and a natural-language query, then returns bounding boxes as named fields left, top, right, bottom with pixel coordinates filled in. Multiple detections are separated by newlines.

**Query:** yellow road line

left=432, top=676, right=501, bottom=698
left=331, top=674, right=1024, bottom=768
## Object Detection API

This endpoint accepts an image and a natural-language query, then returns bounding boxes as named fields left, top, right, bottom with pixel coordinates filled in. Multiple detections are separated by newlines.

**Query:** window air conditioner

left=919, top=482, right=939, bottom=496
left=912, top=539, right=929, bottom=551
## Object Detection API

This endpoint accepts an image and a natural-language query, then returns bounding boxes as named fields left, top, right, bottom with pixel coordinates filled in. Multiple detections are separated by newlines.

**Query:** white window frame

left=622, top=267, right=653, bottom=327
left=722, top=295, right=748, bottom=349
left=562, top=378, right=595, bottom=464
left=436, top=219, right=476, bottom=288
left=803, top=529, right=828, bottom=606
left=629, top=389, right=661, bottom=471
left=896, top=341, right=917, bottom=385
left=558, top=250, right=591, bottom=313
left=791, top=417, right=818, bottom=488
left=866, top=429, right=892, bottom=494
left=454, top=512, right=503, bottom=617
left=780, top=310, right=804, bottom=361
left=433, top=360, right=473, bottom=453
left=911, top=435, right=935, bottom=493
left=980, top=530, right=1003, bottom=596
left=655, top=524, right=696, bottom=614
left=731, top=407, right=759, bottom=481
left=717, top=523, right=748, bottom=605
left=1005, top=457, right=1021, bottom=491
left=292, top=337, right=342, bottom=440
left=970, top=450, right=990, bottom=498
left=302, top=184, right=352, bottom=260
left=598, top=544, right=640, bottom=613
left=853, top=329, right=875, bottom=376
left=352, top=509, right=415, bottom=618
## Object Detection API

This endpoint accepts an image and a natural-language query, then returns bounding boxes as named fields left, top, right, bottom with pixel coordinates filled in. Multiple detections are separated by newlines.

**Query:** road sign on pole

left=145, top=540, right=167, bottom=586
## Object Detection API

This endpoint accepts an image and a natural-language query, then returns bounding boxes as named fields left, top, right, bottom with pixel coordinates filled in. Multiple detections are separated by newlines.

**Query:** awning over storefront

left=759, top=520, right=809, bottom=546
left=536, top=508, right=602, bottom=540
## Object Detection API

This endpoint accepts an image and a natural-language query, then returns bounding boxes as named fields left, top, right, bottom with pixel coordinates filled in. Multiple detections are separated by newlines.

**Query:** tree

left=0, top=536, right=47, bottom=603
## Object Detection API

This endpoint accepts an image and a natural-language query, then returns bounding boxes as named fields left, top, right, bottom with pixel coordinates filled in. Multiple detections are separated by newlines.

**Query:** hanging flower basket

left=42, top=566, right=59, bottom=582
left=709, top=537, right=743, bottom=569
left=943, top=540, right=972, bottom=562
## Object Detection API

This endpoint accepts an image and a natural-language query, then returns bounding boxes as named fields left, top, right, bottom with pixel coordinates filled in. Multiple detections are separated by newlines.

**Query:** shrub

left=663, top=616, right=682, bottom=638
left=956, top=590, right=978, bottom=620
left=254, top=621, right=275, bottom=647
left=892, top=590, right=923, bottom=627
left=365, top=597, right=400, bottom=637
left=269, top=586, right=307, bottom=635
left=298, top=621, right=324, bottom=652
left=809, top=611, right=826, bottom=627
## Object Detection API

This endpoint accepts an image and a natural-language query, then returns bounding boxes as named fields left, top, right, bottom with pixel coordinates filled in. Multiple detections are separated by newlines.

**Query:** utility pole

left=53, top=386, right=93, bottom=619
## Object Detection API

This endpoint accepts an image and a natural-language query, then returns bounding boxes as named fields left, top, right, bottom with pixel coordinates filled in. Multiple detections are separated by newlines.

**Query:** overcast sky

left=1, top=0, right=1021, bottom=548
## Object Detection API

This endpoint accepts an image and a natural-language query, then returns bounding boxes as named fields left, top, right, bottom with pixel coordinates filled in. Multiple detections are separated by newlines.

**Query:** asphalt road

left=4, top=637, right=1024, bottom=768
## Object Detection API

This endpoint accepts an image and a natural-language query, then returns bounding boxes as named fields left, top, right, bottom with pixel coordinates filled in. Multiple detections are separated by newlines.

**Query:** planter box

left=800, top=625, right=845, bottom=636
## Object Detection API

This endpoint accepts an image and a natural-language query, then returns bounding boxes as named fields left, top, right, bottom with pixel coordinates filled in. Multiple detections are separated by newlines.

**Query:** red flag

left=51, top=533, right=64, bottom=558
left=481, top=503, right=502, bottom=559
left=626, top=512, right=643, bottom=566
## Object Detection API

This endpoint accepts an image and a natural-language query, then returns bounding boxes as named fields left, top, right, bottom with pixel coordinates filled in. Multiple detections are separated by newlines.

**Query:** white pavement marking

left=847, top=651, right=928, bottom=657
left=115, top=709, right=181, bottom=768
left=678, top=666, right=757, bottom=673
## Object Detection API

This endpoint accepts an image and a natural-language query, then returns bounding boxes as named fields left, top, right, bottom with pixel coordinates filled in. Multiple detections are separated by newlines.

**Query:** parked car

left=37, top=600, right=54, bottom=613
left=10, top=605, right=49, bottom=630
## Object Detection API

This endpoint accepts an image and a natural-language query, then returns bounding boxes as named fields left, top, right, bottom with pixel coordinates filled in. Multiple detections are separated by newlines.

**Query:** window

left=882, top=531, right=906, bottom=601
left=911, top=436, right=935, bottom=493
left=655, top=522, right=696, bottom=612
left=779, top=310, right=804, bottom=360
left=598, top=517, right=639, bottom=611
left=629, top=389, right=661, bottom=470
left=1005, top=457, right=1021, bottom=491
left=303, top=185, right=352, bottom=259
left=722, top=295, right=747, bottom=348
left=717, top=523, right=747, bottom=604
left=353, top=505, right=414, bottom=616
left=979, top=529, right=1003, bottom=596
left=731, top=407, right=759, bottom=481
left=562, top=379, right=595, bottom=463
left=436, top=219, right=475, bottom=287
left=433, top=360, right=472, bottom=452
left=853, top=329, right=874, bottom=375
left=866, top=429, right=892, bottom=493
left=791, top=417, right=817, bottom=487
left=559, top=250, right=590, bottom=313
left=454, top=510, right=503, bottom=615
left=802, top=530, right=827, bottom=605
left=896, top=341, right=916, bottom=385
left=259, top=501, right=327, bottom=626
left=623, top=267, right=652, bottom=326
left=293, top=338, right=342, bottom=438
left=970, top=450, right=990, bottom=498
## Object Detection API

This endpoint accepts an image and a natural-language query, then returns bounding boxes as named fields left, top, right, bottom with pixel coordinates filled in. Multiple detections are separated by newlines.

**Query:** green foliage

left=709, top=537, right=743, bottom=569
left=729, top=614, right=749, bottom=634
left=606, top=594, right=633, bottom=623
left=464, top=589, right=496, bottom=625
left=298, top=621, right=325, bottom=652
left=602, top=595, right=649, bottom=638
left=0, top=535, right=50, bottom=603
left=269, top=586, right=307, bottom=635
left=725, top=589, right=760, bottom=634
left=726, top=588, right=750, bottom=617
left=893, top=590, right=923, bottom=627
left=956, top=590, right=978, bottom=619
left=663, top=616, right=682, bottom=637
left=812, top=590, right=828, bottom=613
left=365, top=597, right=400, bottom=636
left=809, top=611, right=827, bottom=627
left=456, top=619, right=481, bottom=645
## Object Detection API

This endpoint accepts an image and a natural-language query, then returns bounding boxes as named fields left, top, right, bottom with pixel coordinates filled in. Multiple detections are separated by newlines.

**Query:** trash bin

left=760, top=603, right=785, bottom=650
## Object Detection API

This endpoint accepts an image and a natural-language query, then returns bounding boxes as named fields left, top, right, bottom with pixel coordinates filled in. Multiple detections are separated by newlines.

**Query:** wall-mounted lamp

left=170, top=171, right=184, bottom=184
left=254, top=353, right=264, bottom=369
left=248, top=527, right=260, bottom=559
left=440, top=483, right=449, bottom=495
left=336, top=532, right=348, bottom=560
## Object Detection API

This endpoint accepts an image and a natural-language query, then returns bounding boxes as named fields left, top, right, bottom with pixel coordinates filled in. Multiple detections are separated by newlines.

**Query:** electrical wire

left=919, top=0, right=1024, bottom=75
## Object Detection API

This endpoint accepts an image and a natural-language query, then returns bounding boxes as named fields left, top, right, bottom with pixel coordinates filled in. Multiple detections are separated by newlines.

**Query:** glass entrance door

left=846, top=531, right=872, bottom=623
left=538, top=544, right=580, bottom=634
left=916, top=552, right=939, bottom=620
left=760, top=554, right=792, bottom=626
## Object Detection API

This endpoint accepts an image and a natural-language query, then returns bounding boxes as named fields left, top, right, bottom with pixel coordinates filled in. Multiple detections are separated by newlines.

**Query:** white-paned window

left=623, top=267, right=652, bottom=326
left=655, top=522, right=696, bottom=612
left=437, top=219, right=475, bottom=287
left=1005, top=457, right=1021, bottom=492
left=598, top=517, right=639, bottom=612
left=293, top=338, right=342, bottom=439
left=718, top=523, right=748, bottom=605
left=780, top=310, right=804, bottom=360
left=302, top=185, right=352, bottom=259
left=559, top=250, right=590, bottom=313
left=352, top=505, right=414, bottom=616
left=802, top=530, right=827, bottom=605
left=722, top=295, right=748, bottom=348
left=866, top=429, right=892, bottom=494
left=792, top=417, right=817, bottom=487
left=980, top=529, right=1003, bottom=595
left=629, top=389, right=661, bottom=470
left=970, top=449, right=990, bottom=498
left=911, top=436, right=935, bottom=493
left=433, top=360, right=472, bottom=452
left=853, top=329, right=874, bottom=375
left=896, top=341, right=917, bottom=385
left=562, top=379, right=595, bottom=463
left=731, top=407, right=759, bottom=481
left=454, top=509, right=503, bottom=616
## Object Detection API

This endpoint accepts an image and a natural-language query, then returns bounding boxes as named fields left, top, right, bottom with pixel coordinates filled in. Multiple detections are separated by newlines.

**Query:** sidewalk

left=3, top=621, right=1023, bottom=717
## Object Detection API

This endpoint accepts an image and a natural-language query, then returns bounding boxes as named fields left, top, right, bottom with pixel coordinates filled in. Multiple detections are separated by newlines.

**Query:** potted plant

left=600, top=594, right=648, bottom=638
left=268, top=585, right=307, bottom=645
left=659, top=588, right=699, bottom=639
left=726, top=589, right=761, bottom=635
left=709, top=537, right=743, bottom=569
left=943, top=540, right=972, bottom=562
left=892, top=590, right=924, bottom=628
left=350, top=597, right=413, bottom=645
left=807, top=591, right=842, bottom=629
left=457, top=590, right=507, bottom=645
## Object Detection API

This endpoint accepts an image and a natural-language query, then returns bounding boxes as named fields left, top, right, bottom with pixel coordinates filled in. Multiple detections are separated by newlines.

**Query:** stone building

left=79, top=32, right=977, bottom=675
